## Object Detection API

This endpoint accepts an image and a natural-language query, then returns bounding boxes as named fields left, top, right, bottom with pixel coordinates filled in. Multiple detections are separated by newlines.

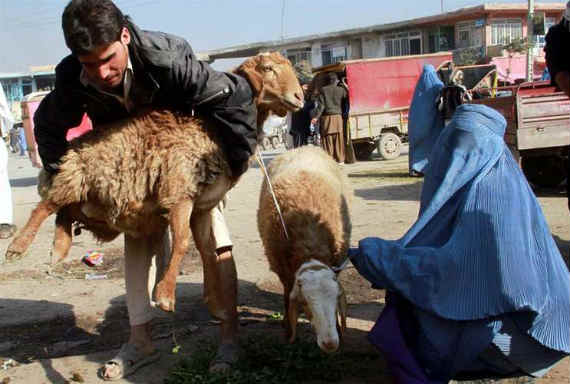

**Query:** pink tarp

left=491, top=54, right=546, bottom=84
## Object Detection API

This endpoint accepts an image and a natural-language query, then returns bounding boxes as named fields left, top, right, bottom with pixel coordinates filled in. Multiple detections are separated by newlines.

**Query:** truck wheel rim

left=385, top=139, right=396, bottom=153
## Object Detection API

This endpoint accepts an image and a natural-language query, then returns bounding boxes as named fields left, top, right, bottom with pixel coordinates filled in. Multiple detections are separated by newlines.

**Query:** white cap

left=565, top=1, right=570, bottom=21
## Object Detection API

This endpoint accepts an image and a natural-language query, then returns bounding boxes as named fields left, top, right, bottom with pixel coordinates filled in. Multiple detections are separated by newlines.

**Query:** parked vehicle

left=261, top=114, right=289, bottom=151
left=471, top=81, right=569, bottom=188
left=311, top=52, right=453, bottom=160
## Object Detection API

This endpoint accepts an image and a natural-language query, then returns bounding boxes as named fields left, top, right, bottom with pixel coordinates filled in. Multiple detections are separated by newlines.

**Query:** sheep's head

left=288, top=259, right=347, bottom=354
left=235, top=52, right=304, bottom=117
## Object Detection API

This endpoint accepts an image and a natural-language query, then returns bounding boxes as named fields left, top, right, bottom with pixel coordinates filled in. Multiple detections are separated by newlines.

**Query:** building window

left=35, top=77, right=56, bottom=92
left=491, top=18, right=523, bottom=46
left=286, top=48, right=312, bottom=66
left=22, top=80, right=33, bottom=97
left=456, top=20, right=485, bottom=49
left=321, top=44, right=347, bottom=65
left=384, top=31, right=421, bottom=57
left=535, top=16, right=556, bottom=48
left=459, top=30, right=470, bottom=46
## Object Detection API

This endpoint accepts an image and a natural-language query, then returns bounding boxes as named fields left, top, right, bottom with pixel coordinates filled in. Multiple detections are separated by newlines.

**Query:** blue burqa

left=350, top=104, right=570, bottom=382
left=408, top=65, right=444, bottom=174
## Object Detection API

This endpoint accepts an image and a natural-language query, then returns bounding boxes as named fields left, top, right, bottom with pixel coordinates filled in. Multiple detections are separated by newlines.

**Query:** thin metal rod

left=256, top=148, right=289, bottom=240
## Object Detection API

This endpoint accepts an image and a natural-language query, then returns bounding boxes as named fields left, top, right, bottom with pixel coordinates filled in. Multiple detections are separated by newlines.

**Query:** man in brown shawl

left=314, top=72, right=348, bottom=163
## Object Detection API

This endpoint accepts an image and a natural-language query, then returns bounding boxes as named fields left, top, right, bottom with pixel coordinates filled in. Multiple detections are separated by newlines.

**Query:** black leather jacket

left=545, top=21, right=570, bottom=89
left=34, top=20, right=257, bottom=176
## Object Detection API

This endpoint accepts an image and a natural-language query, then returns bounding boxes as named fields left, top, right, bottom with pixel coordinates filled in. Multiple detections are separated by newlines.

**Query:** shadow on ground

left=9, top=176, right=38, bottom=188
left=354, top=181, right=423, bottom=202
left=0, top=268, right=386, bottom=383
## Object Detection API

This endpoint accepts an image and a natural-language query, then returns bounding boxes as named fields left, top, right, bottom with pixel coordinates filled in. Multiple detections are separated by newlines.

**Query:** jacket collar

left=125, top=19, right=160, bottom=105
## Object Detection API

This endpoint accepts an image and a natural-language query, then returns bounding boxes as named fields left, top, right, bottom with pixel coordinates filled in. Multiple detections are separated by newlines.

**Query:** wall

left=362, top=34, right=382, bottom=58
left=350, top=38, right=362, bottom=59
left=274, top=8, right=563, bottom=68
left=311, top=42, right=323, bottom=68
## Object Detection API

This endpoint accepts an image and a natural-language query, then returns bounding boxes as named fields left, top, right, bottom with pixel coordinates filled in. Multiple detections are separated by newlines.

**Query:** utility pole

left=438, top=1, right=444, bottom=52
left=526, top=0, right=534, bottom=82
left=280, top=0, right=286, bottom=41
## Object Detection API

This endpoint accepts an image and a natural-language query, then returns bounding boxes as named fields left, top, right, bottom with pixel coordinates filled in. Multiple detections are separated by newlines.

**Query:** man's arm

left=34, top=89, right=84, bottom=173
left=341, top=87, right=349, bottom=119
left=313, top=92, right=325, bottom=120
left=168, top=39, right=257, bottom=176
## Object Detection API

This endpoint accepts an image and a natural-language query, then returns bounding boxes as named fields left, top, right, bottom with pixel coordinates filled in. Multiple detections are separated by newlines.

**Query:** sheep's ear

left=287, top=283, right=301, bottom=343
left=337, top=285, right=348, bottom=338
left=236, top=63, right=264, bottom=95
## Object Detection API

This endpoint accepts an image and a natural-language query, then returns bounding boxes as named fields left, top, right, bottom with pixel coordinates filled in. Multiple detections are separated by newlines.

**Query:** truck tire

left=378, top=132, right=401, bottom=160
left=522, top=156, right=566, bottom=188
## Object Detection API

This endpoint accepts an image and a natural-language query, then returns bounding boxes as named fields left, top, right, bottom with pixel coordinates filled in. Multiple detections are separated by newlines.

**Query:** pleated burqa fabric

left=408, top=64, right=444, bottom=174
left=350, top=104, right=570, bottom=381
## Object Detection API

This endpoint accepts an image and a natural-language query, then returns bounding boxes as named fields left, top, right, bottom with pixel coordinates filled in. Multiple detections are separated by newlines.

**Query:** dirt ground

left=0, top=146, right=568, bottom=384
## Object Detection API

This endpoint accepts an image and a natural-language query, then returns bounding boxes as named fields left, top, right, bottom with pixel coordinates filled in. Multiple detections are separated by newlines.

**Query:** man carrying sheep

left=34, top=0, right=254, bottom=379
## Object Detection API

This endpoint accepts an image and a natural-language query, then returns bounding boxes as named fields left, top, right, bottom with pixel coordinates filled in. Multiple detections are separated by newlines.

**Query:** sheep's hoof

left=50, top=249, right=68, bottom=265
left=209, top=343, right=238, bottom=373
left=155, top=281, right=175, bottom=312
left=4, top=243, right=28, bottom=263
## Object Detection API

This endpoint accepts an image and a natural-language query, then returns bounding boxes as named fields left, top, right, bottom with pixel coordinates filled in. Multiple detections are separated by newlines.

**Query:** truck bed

left=472, top=81, right=570, bottom=153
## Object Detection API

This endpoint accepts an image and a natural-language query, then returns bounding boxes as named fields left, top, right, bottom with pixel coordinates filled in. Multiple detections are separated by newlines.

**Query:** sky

left=0, top=0, right=562, bottom=72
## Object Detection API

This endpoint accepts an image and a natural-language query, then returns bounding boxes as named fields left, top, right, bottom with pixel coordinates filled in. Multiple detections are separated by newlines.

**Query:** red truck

left=472, top=81, right=569, bottom=188
left=311, top=52, right=452, bottom=160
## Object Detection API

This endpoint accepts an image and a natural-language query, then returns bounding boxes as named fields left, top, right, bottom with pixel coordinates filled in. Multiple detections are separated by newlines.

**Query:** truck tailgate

left=517, top=92, right=570, bottom=150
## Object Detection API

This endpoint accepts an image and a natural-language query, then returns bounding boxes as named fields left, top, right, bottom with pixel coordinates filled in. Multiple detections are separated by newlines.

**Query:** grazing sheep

left=5, top=53, right=303, bottom=361
left=257, top=146, right=352, bottom=353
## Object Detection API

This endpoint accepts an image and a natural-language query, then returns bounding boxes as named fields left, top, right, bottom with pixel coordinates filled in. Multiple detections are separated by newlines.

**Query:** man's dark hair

left=62, top=0, right=126, bottom=56
left=327, top=72, right=339, bottom=85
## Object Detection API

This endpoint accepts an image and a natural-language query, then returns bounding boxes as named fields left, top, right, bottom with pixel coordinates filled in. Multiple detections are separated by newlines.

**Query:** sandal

left=209, top=343, right=239, bottom=373
left=99, top=343, right=160, bottom=381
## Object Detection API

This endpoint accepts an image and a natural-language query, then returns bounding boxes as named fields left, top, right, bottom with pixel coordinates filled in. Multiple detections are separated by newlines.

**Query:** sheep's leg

left=50, top=208, right=73, bottom=264
left=283, top=284, right=296, bottom=342
left=190, top=209, right=238, bottom=371
left=154, top=200, right=193, bottom=312
left=5, top=200, right=58, bottom=262
left=286, top=287, right=300, bottom=343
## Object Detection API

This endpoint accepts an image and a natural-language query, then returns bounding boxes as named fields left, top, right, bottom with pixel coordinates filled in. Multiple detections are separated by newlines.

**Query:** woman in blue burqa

left=349, top=103, right=569, bottom=383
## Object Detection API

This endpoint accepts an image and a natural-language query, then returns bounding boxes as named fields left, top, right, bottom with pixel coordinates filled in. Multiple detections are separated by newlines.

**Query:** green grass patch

left=165, top=336, right=379, bottom=384
left=266, top=312, right=284, bottom=321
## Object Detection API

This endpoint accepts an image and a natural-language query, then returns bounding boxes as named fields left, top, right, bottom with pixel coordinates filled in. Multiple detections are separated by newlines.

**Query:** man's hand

left=554, top=71, right=570, bottom=98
